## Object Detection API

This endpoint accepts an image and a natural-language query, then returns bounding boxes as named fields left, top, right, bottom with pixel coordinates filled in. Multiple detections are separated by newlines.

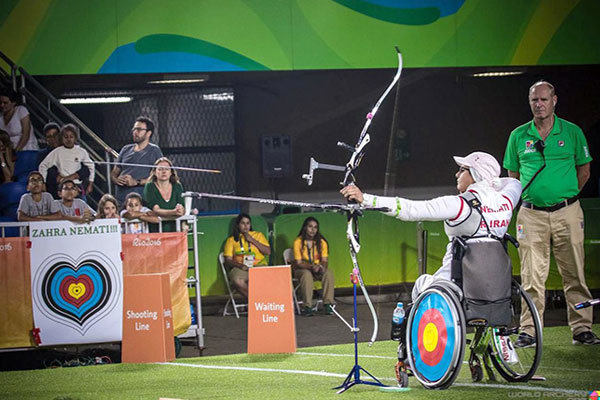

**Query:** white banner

left=30, top=220, right=123, bottom=345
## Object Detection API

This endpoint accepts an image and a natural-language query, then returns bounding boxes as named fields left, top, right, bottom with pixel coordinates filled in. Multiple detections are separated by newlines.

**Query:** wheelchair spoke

left=488, top=281, right=542, bottom=382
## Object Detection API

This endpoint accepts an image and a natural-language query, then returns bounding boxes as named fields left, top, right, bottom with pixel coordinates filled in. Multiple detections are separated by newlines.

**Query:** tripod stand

left=333, top=268, right=388, bottom=394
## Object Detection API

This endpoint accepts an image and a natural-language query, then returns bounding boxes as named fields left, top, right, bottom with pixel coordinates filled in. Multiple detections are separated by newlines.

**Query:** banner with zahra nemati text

left=29, top=220, right=123, bottom=346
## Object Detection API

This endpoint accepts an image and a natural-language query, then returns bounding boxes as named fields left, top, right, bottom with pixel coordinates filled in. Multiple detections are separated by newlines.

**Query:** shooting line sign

left=30, top=220, right=123, bottom=345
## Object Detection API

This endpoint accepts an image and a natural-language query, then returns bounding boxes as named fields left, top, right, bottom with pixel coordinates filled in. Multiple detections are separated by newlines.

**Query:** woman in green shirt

left=143, top=157, right=184, bottom=232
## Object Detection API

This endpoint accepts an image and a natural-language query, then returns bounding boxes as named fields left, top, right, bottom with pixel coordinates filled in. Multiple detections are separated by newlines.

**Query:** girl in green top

left=143, top=157, right=184, bottom=232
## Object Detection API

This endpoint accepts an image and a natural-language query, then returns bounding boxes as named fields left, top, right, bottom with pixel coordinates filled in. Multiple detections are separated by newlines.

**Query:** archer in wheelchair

left=342, top=151, right=543, bottom=388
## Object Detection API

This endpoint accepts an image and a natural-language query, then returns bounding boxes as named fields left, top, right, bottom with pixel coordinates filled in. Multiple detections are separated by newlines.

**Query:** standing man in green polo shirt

left=503, top=81, right=598, bottom=346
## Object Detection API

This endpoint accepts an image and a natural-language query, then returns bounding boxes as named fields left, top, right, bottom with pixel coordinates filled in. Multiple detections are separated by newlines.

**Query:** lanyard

left=307, top=241, right=315, bottom=264
left=239, top=235, right=251, bottom=253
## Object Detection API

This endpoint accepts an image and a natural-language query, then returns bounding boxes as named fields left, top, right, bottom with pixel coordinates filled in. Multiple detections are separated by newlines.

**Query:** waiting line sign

left=247, top=266, right=296, bottom=354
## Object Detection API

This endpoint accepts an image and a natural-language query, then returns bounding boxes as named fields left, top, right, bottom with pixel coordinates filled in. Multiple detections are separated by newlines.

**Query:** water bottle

left=391, top=302, right=405, bottom=341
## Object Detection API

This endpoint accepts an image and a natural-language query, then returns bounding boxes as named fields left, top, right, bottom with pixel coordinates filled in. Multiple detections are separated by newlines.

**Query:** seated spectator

left=223, top=213, right=271, bottom=298
left=120, top=192, right=159, bottom=234
left=38, top=124, right=95, bottom=199
left=37, top=122, right=90, bottom=199
left=142, top=157, right=184, bottom=232
left=17, top=171, right=61, bottom=221
left=0, top=89, right=39, bottom=151
left=97, top=194, right=119, bottom=219
left=55, top=180, right=95, bottom=224
left=292, top=217, right=335, bottom=316
left=1, top=129, right=15, bottom=185
left=36, top=122, right=61, bottom=165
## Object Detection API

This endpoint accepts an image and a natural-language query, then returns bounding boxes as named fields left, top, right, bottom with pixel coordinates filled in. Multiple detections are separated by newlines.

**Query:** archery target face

left=410, top=290, right=460, bottom=383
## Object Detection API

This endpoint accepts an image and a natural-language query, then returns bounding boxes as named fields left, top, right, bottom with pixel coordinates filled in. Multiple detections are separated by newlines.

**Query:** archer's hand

left=340, top=185, right=364, bottom=204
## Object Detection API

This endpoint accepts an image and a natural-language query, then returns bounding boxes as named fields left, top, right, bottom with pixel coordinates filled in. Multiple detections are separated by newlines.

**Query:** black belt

left=521, top=196, right=578, bottom=212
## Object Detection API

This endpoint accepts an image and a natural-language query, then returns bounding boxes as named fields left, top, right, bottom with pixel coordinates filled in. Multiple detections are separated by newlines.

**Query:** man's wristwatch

left=136, top=179, right=141, bottom=186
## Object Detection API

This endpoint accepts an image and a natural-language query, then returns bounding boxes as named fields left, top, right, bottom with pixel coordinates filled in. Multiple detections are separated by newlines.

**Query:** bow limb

left=347, top=212, right=379, bottom=345
left=343, top=49, right=403, bottom=186
left=342, top=49, right=403, bottom=344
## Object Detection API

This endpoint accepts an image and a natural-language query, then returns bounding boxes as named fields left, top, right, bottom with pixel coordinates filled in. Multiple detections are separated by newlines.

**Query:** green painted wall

left=1, top=0, right=599, bottom=75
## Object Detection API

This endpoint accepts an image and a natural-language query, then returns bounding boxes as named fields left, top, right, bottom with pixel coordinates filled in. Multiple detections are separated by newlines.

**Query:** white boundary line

left=296, top=351, right=395, bottom=359
left=158, top=361, right=587, bottom=395
left=296, top=351, right=600, bottom=373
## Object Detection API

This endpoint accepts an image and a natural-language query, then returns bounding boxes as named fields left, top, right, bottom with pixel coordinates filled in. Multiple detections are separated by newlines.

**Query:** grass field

left=1, top=326, right=598, bottom=400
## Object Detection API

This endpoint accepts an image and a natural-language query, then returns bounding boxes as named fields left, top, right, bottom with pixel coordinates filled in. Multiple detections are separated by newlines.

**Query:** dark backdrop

left=38, top=64, right=600, bottom=201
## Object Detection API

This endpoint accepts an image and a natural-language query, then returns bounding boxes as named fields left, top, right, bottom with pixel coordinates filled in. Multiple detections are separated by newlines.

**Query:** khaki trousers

left=517, top=201, right=592, bottom=336
left=293, top=268, right=335, bottom=308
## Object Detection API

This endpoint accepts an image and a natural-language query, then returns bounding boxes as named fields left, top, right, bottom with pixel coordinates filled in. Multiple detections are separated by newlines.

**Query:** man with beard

left=111, top=116, right=163, bottom=205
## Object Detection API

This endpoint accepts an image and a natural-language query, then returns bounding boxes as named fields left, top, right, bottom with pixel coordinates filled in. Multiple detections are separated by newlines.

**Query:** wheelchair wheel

left=407, top=285, right=466, bottom=389
left=488, top=282, right=542, bottom=382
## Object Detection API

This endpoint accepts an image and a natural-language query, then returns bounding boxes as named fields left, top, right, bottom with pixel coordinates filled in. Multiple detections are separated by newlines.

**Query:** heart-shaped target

left=41, top=259, right=112, bottom=326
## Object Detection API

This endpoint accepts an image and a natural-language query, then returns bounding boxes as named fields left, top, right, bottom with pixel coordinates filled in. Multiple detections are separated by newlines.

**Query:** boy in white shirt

left=38, top=124, right=95, bottom=197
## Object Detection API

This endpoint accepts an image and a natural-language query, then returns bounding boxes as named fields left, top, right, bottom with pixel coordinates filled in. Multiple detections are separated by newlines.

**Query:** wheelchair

left=396, top=237, right=543, bottom=389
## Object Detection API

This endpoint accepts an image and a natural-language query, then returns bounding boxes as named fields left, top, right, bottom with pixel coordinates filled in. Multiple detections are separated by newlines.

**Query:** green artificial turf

left=0, top=326, right=598, bottom=400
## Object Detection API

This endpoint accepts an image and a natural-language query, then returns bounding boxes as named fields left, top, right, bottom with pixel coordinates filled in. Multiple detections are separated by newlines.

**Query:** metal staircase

left=0, top=50, right=118, bottom=207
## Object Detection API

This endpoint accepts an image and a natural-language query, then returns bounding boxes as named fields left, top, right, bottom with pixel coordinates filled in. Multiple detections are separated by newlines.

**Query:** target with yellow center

left=409, top=289, right=461, bottom=383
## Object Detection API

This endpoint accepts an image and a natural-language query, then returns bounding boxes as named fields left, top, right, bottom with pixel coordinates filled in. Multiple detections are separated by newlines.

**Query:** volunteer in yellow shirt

left=292, top=217, right=335, bottom=316
left=224, top=213, right=271, bottom=298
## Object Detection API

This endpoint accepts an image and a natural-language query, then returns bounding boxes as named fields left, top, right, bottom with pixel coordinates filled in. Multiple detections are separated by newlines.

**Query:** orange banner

left=248, top=266, right=296, bottom=354
left=122, top=233, right=191, bottom=336
left=0, top=237, right=35, bottom=348
left=122, top=273, right=175, bottom=363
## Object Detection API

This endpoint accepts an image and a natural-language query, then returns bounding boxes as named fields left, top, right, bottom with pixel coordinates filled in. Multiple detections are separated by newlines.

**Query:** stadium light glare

left=59, top=97, right=132, bottom=104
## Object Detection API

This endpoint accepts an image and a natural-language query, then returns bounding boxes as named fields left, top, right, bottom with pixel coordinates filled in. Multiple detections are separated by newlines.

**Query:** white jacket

left=362, top=178, right=522, bottom=283
left=38, top=145, right=95, bottom=184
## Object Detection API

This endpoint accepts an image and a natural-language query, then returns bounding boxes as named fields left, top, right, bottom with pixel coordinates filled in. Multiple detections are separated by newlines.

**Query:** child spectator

left=120, top=192, right=158, bottom=234
left=38, top=124, right=95, bottom=198
left=17, top=171, right=61, bottom=221
left=97, top=194, right=119, bottom=219
left=55, top=180, right=95, bottom=224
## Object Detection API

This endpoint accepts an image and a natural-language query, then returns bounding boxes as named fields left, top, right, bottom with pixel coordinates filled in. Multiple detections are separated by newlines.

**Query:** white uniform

left=362, top=178, right=522, bottom=301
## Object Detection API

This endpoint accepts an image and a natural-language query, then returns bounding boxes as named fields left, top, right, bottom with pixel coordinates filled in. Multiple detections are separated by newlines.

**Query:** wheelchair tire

left=406, top=284, right=466, bottom=389
left=488, top=282, right=542, bottom=382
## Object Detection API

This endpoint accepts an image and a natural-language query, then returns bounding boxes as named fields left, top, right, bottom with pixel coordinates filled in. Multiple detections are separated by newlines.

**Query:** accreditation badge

left=516, top=224, right=525, bottom=239
left=243, top=254, right=255, bottom=268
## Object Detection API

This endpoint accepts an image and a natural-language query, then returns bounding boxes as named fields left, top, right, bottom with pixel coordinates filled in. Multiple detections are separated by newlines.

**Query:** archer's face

left=456, top=166, right=474, bottom=193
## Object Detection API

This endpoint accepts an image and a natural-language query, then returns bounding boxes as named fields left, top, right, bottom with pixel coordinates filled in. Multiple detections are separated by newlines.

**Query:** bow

left=303, top=48, right=403, bottom=345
